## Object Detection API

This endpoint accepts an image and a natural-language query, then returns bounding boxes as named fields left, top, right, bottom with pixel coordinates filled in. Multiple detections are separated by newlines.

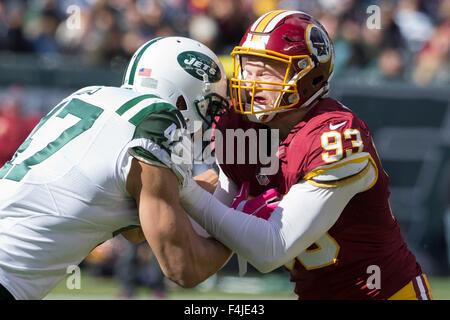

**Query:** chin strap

left=246, top=107, right=294, bottom=123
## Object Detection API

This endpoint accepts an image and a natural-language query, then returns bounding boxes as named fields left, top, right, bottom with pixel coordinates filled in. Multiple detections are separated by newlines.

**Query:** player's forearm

left=190, top=236, right=233, bottom=286
left=180, top=177, right=367, bottom=273
left=138, top=202, right=192, bottom=287
left=157, top=222, right=231, bottom=288
left=180, top=179, right=287, bottom=272
left=141, top=201, right=231, bottom=287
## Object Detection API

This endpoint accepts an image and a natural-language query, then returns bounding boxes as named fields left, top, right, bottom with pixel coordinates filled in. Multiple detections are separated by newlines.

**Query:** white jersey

left=0, top=86, right=186, bottom=299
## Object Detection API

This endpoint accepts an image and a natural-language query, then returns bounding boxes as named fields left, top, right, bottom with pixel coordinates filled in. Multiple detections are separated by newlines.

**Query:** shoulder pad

left=304, top=152, right=378, bottom=190
left=133, top=102, right=185, bottom=149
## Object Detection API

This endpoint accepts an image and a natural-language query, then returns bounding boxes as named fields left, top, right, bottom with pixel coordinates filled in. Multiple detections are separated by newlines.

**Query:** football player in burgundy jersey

left=179, top=10, right=432, bottom=299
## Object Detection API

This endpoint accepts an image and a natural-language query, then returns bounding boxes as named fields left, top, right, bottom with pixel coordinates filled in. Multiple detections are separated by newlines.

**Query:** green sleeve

left=131, top=102, right=186, bottom=163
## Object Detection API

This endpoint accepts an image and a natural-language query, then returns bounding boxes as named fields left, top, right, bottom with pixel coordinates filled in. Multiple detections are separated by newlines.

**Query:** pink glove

left=231, top=182, right=282, bottom=220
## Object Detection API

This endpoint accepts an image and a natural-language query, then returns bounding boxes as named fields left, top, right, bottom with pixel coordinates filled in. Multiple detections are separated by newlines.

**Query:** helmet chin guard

left=246, top=105, right=276, bottom=123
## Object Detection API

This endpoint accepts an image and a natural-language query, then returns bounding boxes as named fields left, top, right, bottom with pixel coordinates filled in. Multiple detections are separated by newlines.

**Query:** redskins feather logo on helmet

left=229, top=10, right=335, bottom=122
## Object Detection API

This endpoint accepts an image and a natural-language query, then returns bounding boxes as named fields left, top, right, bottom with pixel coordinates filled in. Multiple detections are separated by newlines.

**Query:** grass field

left=45, top=273, right=297, bottom=300
left=44, top=272, right=450, bottom=300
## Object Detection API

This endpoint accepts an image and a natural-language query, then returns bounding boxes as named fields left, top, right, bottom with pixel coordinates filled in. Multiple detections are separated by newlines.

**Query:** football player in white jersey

left=0, top=37, right=232, bottom=300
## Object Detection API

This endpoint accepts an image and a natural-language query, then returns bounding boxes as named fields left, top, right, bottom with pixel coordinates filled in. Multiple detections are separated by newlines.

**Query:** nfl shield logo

left=256, top=174, right=270, bottom=186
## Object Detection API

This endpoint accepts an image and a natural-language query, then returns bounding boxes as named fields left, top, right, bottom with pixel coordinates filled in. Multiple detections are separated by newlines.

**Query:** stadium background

left=0, top=0, right=449, bottom=299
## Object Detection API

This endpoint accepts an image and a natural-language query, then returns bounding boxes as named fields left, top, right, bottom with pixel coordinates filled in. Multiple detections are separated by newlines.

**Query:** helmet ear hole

left=312, top=76, right=324, bottom=86
left=176, top=95, right=187, bottom=111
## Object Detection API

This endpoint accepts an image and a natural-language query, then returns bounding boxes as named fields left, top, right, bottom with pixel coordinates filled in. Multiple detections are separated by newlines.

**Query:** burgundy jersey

left=214, top=97, right=422, bottom=299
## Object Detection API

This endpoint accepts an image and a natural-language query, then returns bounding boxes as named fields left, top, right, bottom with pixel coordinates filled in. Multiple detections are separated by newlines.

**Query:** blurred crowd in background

left=0, top=0, right=448, bottom=85
left=1, top=0, right=449, bottom=167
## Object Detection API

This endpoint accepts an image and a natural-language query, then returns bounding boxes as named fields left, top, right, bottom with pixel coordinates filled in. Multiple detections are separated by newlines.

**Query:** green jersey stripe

left=115, top=94, right=160, bottom=116
left=121, top=59, right=131, bottom=85
left=128, top=102, right=175, bottom=126
left=127, top=37, right=164, bottom=85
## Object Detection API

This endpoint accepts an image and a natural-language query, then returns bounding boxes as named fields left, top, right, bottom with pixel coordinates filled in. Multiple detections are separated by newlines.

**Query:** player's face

left=241, top=56, right=287, bottom=110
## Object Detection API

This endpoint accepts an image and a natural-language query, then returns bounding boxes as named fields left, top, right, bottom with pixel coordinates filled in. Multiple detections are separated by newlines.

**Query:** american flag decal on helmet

left=138, top=68, right=152, bottom=77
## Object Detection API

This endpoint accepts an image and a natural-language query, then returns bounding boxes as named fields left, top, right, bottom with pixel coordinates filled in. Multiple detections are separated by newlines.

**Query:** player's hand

left=194, top=169, right=218, bottom=194
left=231, top=182, right=282, bottom=220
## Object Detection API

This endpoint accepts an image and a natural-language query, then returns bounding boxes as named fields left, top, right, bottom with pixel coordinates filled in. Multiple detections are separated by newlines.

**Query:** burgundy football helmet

left=230, top=10, right=335, bottom=122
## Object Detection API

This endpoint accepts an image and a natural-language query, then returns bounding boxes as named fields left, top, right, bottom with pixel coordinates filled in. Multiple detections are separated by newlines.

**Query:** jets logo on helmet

left=177, top=51, right=222, bottom=83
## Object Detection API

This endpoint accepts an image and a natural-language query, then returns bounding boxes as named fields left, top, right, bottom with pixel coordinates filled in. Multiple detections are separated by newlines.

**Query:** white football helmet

left=122, top=36, right=229, bottom=133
